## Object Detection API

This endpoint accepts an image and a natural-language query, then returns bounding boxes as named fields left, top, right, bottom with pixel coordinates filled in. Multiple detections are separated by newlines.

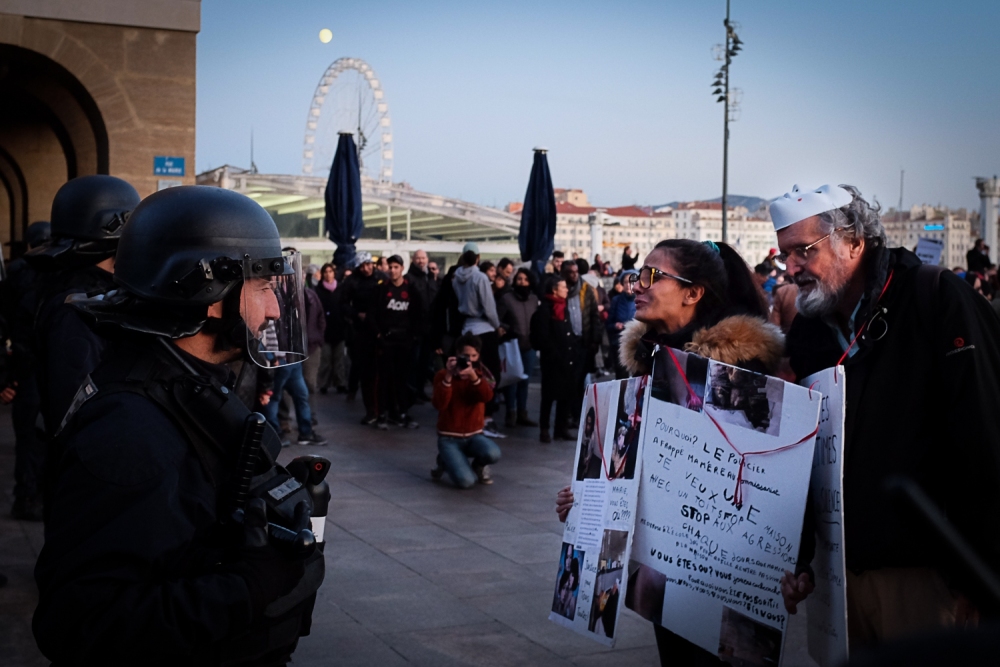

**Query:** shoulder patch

left=55, top=376, right=98, bottom=436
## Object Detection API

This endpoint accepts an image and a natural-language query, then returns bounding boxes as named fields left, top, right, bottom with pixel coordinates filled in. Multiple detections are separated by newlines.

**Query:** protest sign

left=549, top=376, right=649, bottom=646
left=915, top=237, right=944, bottom=265
left=627, top=348, right=821, bottom=665
left=803, top=367, right=849, bottom=667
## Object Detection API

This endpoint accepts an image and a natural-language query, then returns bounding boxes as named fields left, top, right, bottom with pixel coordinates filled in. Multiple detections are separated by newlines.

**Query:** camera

left=456, top=355, right=471, bottom=370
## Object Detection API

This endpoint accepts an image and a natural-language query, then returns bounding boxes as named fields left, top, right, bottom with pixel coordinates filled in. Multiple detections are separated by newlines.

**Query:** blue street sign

left=153, top=156, right=185, bottom=176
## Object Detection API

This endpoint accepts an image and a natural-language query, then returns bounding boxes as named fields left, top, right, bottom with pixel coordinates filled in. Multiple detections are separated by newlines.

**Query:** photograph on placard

left=576, top=383, right=613, bottom=480
left=608, top=376, right=644, bottom=480
left=624, top=560, right=666, bottom=625
left=551, top=542, right=585, bottom=620
left=587, top=529, right=628, bottom=637
left=704, top=362, right=785, bottom=436
left=717, top=605, right=783, bottom=666
left=651, top=348, right=708, bottom=409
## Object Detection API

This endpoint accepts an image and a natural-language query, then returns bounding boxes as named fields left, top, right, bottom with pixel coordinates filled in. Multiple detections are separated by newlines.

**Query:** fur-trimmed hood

left=618, top=315, right=784, bottom=376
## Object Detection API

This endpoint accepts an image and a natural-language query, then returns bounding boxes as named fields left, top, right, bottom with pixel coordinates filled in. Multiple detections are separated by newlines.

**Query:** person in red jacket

left=430, top=333, right=501, bottom=488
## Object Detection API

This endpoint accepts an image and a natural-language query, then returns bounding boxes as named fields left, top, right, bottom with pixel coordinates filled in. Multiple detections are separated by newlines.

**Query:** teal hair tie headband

left=702, top=240, right=721, bottom=254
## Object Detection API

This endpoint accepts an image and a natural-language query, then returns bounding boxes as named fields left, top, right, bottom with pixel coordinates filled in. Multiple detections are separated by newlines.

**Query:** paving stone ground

left=0, top=380, right=819, bottom=666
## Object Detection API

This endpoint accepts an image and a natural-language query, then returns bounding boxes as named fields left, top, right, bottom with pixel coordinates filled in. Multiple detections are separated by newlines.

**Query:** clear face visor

left=243, top=251, right=308, bottom=368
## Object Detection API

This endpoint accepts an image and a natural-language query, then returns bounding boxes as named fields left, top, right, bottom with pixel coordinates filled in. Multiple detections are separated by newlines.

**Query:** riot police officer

left=33, top=186, right=324, bottom=665
left=25, top=175, right=140, bottom=435
left=2, top=221, right=52, bottom=520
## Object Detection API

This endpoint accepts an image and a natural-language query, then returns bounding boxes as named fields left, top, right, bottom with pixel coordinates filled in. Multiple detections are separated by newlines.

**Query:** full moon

left=318, top=28, right=333, bottom=43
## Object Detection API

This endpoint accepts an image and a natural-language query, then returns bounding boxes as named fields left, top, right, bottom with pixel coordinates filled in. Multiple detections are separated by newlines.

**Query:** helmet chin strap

left=202, top=283, right=255, bottom=356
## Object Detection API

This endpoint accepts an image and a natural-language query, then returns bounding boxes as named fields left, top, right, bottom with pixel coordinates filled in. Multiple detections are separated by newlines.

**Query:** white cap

left=769, top=184, right=853, bottom=231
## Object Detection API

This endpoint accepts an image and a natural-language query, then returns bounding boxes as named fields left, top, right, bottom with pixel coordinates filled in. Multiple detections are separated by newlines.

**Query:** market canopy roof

left=197, top=166, right=520, bottom=249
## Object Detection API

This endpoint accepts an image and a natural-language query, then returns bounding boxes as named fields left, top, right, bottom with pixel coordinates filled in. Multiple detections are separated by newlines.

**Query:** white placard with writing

left=549, top=377, right=649, bottom=646
left=915, top=237, right=944, bottom=265
left=803, top=367, right=849, bottom=666
left=627, top=348, right=821, bottom=665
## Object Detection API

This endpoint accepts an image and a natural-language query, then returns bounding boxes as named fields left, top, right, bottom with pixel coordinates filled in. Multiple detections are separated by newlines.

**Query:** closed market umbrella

left=518, top=148, right=557, bottom=276
left=325, top=132, right=364, bottom=269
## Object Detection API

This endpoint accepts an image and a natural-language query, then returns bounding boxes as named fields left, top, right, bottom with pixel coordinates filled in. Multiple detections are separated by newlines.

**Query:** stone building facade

left=0, top=0, right=199, bottom=252
left=882, top=204, right=975, bottom=269
left=553, top=203, right=673, bottom=268
left=666, top=201, right=776, bottom=267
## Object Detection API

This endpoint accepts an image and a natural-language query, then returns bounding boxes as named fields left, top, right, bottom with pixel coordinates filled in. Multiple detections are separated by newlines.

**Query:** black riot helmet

left=26, top=221, right=52, bottom=249
left=25, top=175, right=139, bottom=270
left=74, top=185, right=308, bottom=367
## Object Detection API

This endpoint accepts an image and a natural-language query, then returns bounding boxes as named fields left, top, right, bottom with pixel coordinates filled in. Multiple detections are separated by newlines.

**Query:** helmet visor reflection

left=243, top=251, right=308, bottom=368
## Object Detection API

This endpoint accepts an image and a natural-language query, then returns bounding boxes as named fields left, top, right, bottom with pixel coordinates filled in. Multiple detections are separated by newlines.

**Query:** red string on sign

left=835, top=270, right=894, bottom=367
left=665, top=347, right=818, bottom=508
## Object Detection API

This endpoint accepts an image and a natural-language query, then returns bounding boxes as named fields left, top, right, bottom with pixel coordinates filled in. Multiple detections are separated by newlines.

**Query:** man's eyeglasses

left=626, top=266, right=693, bottom=292
left=775, top=233, right=833, bottom=264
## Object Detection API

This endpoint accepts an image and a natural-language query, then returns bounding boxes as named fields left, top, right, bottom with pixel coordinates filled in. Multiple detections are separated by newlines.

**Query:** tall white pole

left=976, top=176, right=1000, bottom=264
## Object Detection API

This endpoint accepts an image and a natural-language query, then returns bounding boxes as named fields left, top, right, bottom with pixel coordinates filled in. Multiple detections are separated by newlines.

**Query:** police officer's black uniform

left=33, top=186, right=325, bottom=666
left=3, top=221, right=51, bottom=520
left=24, top=175, right=140, bottom=435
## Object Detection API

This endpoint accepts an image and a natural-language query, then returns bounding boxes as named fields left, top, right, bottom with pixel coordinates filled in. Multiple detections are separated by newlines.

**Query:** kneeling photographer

left=430, top=333, right=501, bottom=488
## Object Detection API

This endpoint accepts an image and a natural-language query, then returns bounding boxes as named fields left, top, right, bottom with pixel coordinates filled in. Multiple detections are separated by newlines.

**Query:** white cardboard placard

left=803, top=366, right=849, bottom=666
left=627, top=348, right=822, bottom=666
left=549, top=377, right=649, bottom=646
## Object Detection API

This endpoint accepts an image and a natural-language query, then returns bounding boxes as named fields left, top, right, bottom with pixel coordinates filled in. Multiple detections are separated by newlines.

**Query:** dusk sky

left=197, top=0, right=1000, bottom=212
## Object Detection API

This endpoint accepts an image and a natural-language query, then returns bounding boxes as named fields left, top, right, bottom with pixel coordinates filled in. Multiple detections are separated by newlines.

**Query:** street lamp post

left=712, top=0, right=742, bottom=244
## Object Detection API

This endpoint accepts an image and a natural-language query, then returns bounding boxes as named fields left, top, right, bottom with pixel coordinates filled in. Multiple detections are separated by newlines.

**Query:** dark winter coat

left=787, top=246, right=1000, bottom=588
left=621, top=250, right=637, bottom=272
left=338, top=270, right=379, bottom=346
left=530, top=299, right=583, bottom=401
left=372, top=277, right=423, bottom=347
left=35, top=266, right=116, bottom=433
left=303, top=287, right=326, bottom=353
left=429, top=269, right=464, bottom=352
left=605, top=294, right=636, bottom=347
left=566, top=280, right=602, bottom=367
left=405, top=264, right=437, bottom=334
left=314, top=283, right=346, bottom=345
left=501, top=289, right=539, bottom=352
left=966, top=247, right=992, bottom=274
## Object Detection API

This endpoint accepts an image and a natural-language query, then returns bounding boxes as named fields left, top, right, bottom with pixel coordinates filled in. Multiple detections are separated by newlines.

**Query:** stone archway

left=0, top=43, right=109, bottom=251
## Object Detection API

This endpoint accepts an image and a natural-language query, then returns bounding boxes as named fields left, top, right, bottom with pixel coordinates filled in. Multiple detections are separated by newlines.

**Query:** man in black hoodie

left=373, top=255, right=423, bottom=429
left=776, top=184, right=1000, bottom=649
left=405, top=249, right=437, bottom=400
left=339, top=252, right=380, bottom=423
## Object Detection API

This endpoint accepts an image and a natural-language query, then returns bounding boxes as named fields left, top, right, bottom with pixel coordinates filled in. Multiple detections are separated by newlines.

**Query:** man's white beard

left=795, top=277, right=846, bottom=318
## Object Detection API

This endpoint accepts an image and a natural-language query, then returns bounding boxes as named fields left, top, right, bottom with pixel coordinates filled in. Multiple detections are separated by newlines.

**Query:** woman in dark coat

left=555, top=239, right=782, bottom=666
left=500, top=268, right=539, bottom=427
left=314, top=263, right=347, bottom=392
left=530, top=275, right=582, bottom=443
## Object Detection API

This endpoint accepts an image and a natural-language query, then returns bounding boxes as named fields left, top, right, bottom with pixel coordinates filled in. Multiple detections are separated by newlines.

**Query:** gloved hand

left=233, top=498, right=310, bottom=618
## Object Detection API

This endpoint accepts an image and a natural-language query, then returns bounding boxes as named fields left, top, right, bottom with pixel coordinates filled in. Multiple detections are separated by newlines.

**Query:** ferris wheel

left=301, top=57, right=393, bottom=182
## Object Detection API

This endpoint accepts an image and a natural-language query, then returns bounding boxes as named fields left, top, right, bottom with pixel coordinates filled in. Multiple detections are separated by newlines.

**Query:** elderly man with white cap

left=774, top=184, right=1000, bottom=648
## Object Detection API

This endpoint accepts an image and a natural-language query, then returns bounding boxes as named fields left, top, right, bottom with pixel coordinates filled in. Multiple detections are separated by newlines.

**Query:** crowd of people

left=284, top=241, right=643, bottom=485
